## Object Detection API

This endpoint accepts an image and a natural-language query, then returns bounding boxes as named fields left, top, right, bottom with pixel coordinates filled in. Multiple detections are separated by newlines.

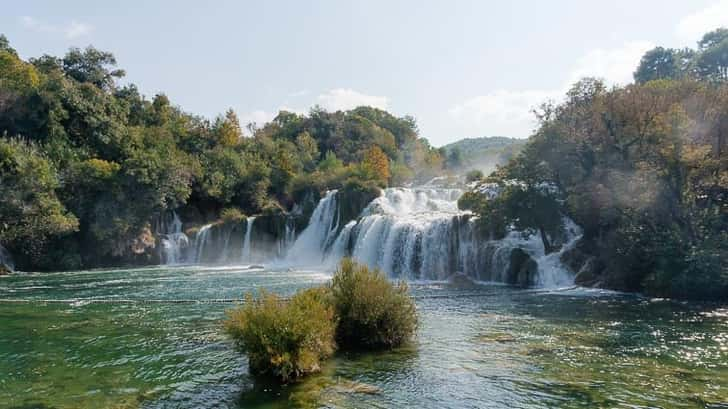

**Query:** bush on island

left=225, top=259, right=418, bottom=382
left=331, top=258, right=417, bottom=350
left=224, top=287, right=336, bottom=382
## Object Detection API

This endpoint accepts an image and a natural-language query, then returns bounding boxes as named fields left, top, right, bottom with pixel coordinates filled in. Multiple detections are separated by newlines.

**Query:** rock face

left=560, top=240, right=603, bottom=287
left=506, top=248, right=538, bottom=287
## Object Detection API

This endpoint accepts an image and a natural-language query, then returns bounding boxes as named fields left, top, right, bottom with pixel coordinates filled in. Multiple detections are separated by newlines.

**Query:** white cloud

left=568, top=41, right=654, bottom=86
left=20, top=16, right=93, bottom=39
left=448, top=40, right=654, bottom=138
left=239, top=110, right=276, bottom=127
left=21, top=16, right=52, bottom=32
left=239, top=88, right=388, bottom=134
left=64, top=21, right=93, bottom=39
left=676, top=0, right=728, bottom=44
left=449, top=89, right=557, bottom=138
left=316, top=88, right=388, bottom=111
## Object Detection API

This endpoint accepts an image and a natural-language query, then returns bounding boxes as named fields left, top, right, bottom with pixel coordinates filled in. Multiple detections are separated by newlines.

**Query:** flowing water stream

left=1, top=266, right=727, bottom=408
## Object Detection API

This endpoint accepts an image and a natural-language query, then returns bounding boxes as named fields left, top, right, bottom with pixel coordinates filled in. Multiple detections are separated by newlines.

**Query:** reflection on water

left=1, top=266, right=727, bottom=408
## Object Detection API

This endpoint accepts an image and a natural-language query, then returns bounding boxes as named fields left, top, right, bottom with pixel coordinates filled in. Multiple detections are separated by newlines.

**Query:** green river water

left=1, top=265, right=727, bottom=408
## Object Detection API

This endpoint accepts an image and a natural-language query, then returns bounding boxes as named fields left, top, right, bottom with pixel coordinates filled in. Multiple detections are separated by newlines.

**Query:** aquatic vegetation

left=331, top=258, right=418, bottom=349
left=225, top=259, right=418, bottom=382
left=224, top=287, right=336, bottom=382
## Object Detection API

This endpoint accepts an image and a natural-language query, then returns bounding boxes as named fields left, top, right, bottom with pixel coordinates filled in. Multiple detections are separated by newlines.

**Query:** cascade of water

left=193, top=224, right=213, bottom=264
left=218, top=225, right=235, bottom=263
left=241, top=217, right=256, bottom=263
left=284, top=186, right=583, bottom=287
left=285, top=190, right=340, bottom=265
left=347, top=188, right=465, bottom=280
left=0, top=243, right=14, bottom=272
left=159, top=211, right=190, bottom=265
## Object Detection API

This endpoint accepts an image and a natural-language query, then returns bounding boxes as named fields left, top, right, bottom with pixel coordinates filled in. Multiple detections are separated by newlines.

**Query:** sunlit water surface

left=1, top=265, right=727, bottom=408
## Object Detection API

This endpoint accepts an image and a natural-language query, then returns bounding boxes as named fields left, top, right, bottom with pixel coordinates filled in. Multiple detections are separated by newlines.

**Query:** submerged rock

left=506, top=248, right=538, bottom=287
left=331, top=379, right=381, bottom=395
left=447, top=272, right=481, bottom=289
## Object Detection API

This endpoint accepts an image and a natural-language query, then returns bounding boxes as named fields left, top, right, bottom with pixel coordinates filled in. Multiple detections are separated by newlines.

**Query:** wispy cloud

left=239, top=88, right=389, bottom=134
left=676, top=0, right=728, bottom=45
left=448, top=40, right=654, bottom=138
left=287, top=89, right=309, bottom=98
left=316, top=88, right=388, bottom=111
left=238, top=110, right=276, bottom=129
left=20, top=16, right=93, bottom=39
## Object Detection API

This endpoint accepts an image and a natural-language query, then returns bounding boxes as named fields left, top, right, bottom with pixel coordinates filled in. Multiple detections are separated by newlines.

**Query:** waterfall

left=193, top=224, right=213, bottom=264
left=285, top=187, right=582, bottom=287
left=159, top=211, right=190, bottom=265
left=347, top=188, right=467, bottom=280
left=241, top=217, right=256, bottom=263
left=0, top=243, right=14, bottom=272
left=285, top=190, right=340, bottom=265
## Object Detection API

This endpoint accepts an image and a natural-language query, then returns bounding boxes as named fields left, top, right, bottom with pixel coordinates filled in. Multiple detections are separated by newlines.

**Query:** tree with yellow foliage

left=362, top=145, right=390, bottom=184
left=215, top=109, right=242, bottom=146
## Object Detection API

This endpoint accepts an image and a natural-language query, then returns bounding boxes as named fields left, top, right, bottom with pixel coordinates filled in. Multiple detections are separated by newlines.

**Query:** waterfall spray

left=241, top=217, right=256, bottom=263
left=159, top=211, right=190, bottom=265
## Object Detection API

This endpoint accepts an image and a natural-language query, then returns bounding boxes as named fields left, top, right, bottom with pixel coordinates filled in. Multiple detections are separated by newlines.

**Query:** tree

left=0, top=138, right=78, bottom=261
left=215, top=109, right=242, bottom=146
left=362, top=145, right=390, bottom=184
left=634, top=47, right=695, bottom=83
left=696, top=38, right=728, bottom=82
left=61, top=47, right=125, bottom=90
left=446, top=147, right=464, bottom=169
left=698, top=28, right=728, bottom=50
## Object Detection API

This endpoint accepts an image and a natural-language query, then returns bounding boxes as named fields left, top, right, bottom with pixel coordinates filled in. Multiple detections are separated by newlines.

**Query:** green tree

left=634, top=47, right=695, bottom=83
left=0, top=138, right=78, bottom=263
left=61, top=46, right=125, bottom=91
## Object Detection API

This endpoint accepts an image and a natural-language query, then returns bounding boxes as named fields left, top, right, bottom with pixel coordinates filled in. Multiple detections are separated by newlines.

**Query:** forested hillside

left=441, top=136, right=524, bottom=174
left=0, top=35, right=445, bottom=271
left=460, top=28, right=728, bottom=299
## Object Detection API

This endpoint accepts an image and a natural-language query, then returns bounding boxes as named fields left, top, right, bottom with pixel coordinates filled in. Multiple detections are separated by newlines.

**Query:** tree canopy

left=0, top=35, right=445, bottom=271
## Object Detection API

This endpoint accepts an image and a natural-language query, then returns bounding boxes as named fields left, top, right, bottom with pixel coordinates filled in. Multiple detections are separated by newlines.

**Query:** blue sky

left=2, top=1, right=727, bottom=145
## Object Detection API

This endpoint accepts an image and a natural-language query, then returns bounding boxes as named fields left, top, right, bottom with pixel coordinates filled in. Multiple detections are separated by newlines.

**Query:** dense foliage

left=225, top=259, right=418, bottom=381
left=224, top=288, right=336, bottom=382
left=0, top=35, right=444, bottom=271
left=634, top=28, right=728, bottom=84
left=461, top=29, right=728, bottom=299
left=330, top=258, right=418, bottom=349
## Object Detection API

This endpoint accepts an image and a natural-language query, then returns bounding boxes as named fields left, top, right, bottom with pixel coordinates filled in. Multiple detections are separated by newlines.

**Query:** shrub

left=330, top=258, right=417, bottom=349
left=220, top=207, right=246, bottom=223
left=224, top=287, right=336, bottom=382
left=465, top=169, right=484, bottom=183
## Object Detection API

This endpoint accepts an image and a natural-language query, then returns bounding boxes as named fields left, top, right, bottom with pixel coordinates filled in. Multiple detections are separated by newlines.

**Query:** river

left=1, top=265, right=727, bottom=408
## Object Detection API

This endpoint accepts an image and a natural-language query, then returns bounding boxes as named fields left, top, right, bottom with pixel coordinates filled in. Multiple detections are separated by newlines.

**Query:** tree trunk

left=539, top=226, right=554, bottom=254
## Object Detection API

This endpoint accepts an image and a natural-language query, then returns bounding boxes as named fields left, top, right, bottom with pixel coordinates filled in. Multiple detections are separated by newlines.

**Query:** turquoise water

left=1, top=265, right=727, bottom=408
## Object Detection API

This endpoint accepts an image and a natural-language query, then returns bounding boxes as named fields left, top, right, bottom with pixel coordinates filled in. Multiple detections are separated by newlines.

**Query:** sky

left=2, top=1, right=727, bottom=146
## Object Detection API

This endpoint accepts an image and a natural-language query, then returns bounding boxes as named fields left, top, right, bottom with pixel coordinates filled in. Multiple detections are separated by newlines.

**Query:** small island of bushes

left=224, top=258, right=418, bottom=382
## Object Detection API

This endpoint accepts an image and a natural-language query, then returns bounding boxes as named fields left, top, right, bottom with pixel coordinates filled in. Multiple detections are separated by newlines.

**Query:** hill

left=441, top=136, right=525, bottom=174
